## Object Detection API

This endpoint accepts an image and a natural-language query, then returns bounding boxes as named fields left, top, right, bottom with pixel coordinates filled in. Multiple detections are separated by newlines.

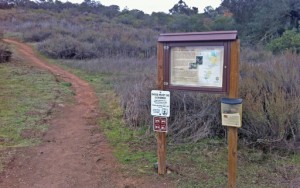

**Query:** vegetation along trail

left=0, top=39, right=168, bottom=188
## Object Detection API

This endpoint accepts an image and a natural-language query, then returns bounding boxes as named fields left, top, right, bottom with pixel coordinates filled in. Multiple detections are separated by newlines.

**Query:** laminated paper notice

left=222, top=113, right=241, bottom=127
left=170, top=46, right=224, bottom=87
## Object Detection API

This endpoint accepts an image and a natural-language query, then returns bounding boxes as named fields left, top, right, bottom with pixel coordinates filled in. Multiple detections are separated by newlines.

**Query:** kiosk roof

left=158, top=31, right=238, bottom=42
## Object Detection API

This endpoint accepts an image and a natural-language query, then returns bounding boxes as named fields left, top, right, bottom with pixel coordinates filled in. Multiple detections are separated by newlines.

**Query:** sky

left=62, top=0, right=222, bottom=14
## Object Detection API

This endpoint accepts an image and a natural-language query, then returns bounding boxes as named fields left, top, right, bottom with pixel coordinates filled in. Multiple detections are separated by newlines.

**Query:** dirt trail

left=0, top=39, right=172, bottom=188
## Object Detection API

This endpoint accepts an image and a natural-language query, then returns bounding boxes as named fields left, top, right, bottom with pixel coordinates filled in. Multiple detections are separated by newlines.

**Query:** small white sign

left=222, top=113, right=241, bottom=127
left=151, top=90, right=170, bottom=117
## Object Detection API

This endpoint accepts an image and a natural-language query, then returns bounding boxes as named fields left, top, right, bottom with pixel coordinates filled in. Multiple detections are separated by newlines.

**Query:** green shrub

left=267, top=30, right=300, bottom=54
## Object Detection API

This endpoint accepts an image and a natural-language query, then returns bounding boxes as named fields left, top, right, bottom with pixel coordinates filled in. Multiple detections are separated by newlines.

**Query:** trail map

left=170, top=46, right=224, bottom=87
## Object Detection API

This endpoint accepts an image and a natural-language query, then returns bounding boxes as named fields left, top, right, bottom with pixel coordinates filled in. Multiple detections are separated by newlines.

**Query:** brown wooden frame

left=158, top=31, right=237, bottom=94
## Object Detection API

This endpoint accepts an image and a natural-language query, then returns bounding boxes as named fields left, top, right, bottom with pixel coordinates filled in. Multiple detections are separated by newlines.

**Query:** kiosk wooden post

left=156, top=42, right=167, bottom=175
left=228, top=40, right=240, bottom=188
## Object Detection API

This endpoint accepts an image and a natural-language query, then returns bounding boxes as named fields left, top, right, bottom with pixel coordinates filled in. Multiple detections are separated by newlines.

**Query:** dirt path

left=0, top=39, right=172, bottom=188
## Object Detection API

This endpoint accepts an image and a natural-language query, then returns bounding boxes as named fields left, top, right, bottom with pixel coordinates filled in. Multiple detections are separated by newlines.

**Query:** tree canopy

left=2, top=0, right=300, bottom=52
left=169, top=0, right=198, bottom=15
left=222, top=0, right=300, bottom=44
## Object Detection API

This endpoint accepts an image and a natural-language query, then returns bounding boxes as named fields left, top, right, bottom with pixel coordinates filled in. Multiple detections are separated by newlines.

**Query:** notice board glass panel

left=170, top=46, right=224, bottom=87
left=164, top=42, right=230, bottom=93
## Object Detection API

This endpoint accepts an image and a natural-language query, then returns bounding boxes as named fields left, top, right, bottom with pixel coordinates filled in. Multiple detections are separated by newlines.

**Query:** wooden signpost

left=227, top=40, right=240, bottom=188
left=155, top=31, right=240, bottom=187
left=156, top=42, right=167, bottom=174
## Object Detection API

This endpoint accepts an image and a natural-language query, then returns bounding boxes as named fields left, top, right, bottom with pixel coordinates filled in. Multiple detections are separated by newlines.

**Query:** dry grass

left=59, top=50, right=300, bottom=150
left=239, top=51, right=300, bottom=150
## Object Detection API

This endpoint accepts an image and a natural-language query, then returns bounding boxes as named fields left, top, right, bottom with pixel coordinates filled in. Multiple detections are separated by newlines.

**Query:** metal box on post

left=221, top=98, right=243, bottom=128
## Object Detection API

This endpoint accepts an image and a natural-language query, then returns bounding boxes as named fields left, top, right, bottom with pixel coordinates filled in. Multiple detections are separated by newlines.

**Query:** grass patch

left=62, top=82, right=72, bottom=87
left=165, top=140, right=228, bottom=187
left=0, top=57, right=73, bottom=148
left=98, top=87, right=157, bottom=165
left=165, top=141, right=300, bottom=187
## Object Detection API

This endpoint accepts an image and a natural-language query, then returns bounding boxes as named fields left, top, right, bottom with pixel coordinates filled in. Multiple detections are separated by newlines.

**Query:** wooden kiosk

left=156, top=31, right=240, bottom=188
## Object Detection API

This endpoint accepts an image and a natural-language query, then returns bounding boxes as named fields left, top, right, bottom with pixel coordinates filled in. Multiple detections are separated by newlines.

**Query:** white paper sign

left=222, top=113, right=241, bottom=127
left=151, top=90, right=170, bottom=117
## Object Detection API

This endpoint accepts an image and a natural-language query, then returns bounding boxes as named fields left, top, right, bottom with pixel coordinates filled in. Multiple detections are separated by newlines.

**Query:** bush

left=0, top=42, right=12, bottom=63
left=23, top=28, right=52, bottom=42
left=37, top=35, right=96, bottom=59
left=61, top=57, right=225, bottom=142
left=61, top=51, right=300, bottom=150
left=166, top=51, right=300, bottom=146
left=168, top=92, right=224, bottom=142
left=116, top=74, right=155, bottom=128
left=267, top=30, right=300, bottom=54
left=239, top=52, right=300, bottom=150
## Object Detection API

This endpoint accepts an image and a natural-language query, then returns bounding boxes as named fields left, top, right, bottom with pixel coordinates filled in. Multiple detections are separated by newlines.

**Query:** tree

left=0, top=0, right=14, bottom=9
left=221, top=0, right=259, bottom=24
left=169, top=0, right=198, bottom=16
left=222, top=0, right=300, bottom=44
left=103, top=5, right=120, bottom=18
left=81, top=0, right=100, bottom=8
left=204, top=6, right=218, bottom=18
left=284, top=0, right=300, bottom=30
left=79, top=0, right=103, bottom=12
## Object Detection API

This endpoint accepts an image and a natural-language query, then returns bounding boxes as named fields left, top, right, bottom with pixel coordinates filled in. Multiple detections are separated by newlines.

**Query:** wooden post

left=228, top=40, right=240, bottom=188
left=156, top=42, right=167, bottom=175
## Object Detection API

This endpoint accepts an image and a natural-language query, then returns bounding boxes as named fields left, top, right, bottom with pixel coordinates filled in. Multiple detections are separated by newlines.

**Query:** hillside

left=0, top=0, right=300, bottom=187
left=1, top=0, right=300, bottom=154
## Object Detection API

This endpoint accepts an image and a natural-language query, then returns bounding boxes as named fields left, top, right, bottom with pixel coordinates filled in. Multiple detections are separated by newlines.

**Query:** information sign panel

left=170, top=46, right=224, bottom=88
left=151, top=90, right=170, bottom=117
